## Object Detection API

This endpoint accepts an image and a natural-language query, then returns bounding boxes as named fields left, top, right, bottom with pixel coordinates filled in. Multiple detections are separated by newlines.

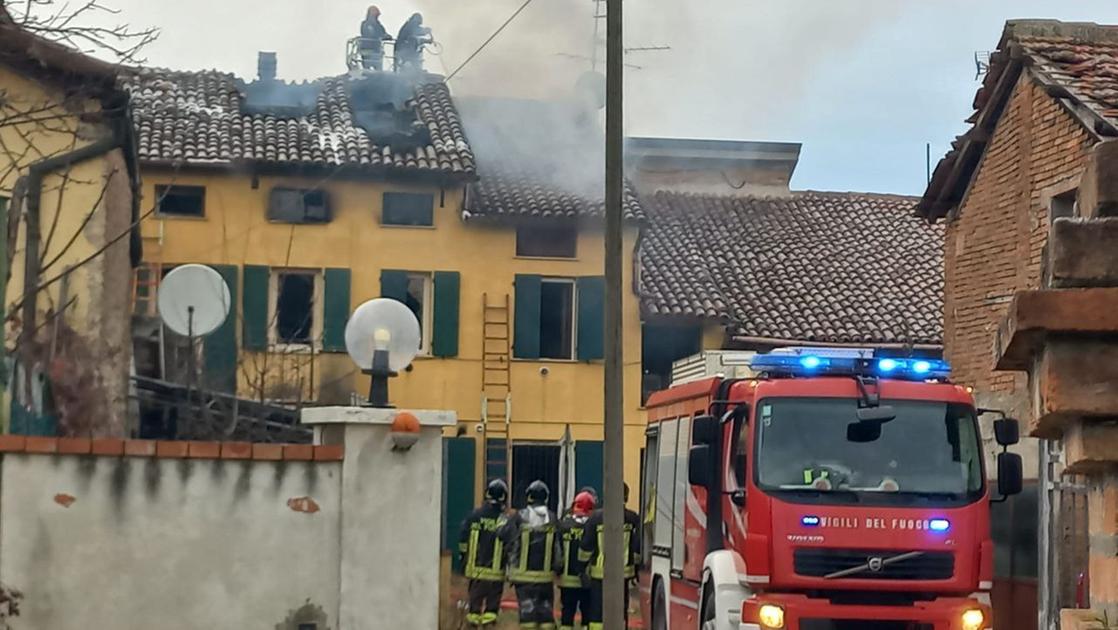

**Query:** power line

left=444, top=0, right=537, bottom=83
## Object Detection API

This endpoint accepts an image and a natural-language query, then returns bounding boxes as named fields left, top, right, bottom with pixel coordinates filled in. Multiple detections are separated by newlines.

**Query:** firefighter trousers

left=513, top=582, right=555, bottom=629
left=585, top=580, right=629, bottom=630
left=467, top=579, right=504, bottom=627
left=559, top=586, right=592, bottom=629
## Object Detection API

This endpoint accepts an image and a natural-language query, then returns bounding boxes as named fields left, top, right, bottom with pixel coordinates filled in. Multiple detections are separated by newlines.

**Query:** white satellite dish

left=157, top=264, right=232, bottom=338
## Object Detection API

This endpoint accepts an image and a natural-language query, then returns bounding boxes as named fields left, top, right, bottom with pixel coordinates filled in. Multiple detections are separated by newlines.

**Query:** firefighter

left=578, top=483, right=641, bottom=630
left=458, top=479, right=510, bottom=628
left=556, top=491, right=597, bottom=630
left=394, top=12, right=433, bottom=72
left=357, top=5, right=393, bottom=71
left=501, top=480, right=559, bottom=630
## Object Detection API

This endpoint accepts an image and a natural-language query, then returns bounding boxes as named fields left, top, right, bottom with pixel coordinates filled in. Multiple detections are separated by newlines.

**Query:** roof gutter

left=729, top=334, right=942, bottom=351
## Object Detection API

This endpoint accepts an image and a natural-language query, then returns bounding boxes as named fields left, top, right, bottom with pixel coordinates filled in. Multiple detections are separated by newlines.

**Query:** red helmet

left=572, top=491, right=596, bottom=516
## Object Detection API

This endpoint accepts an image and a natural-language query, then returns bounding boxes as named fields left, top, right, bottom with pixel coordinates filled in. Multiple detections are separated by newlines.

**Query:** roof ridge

left=1007, top=19, right=1118, bottom=45
left=651, top=189, right=919, bottom=203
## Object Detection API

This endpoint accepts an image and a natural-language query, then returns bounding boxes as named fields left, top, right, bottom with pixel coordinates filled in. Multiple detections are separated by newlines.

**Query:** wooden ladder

left=481, top=292, right=512, bottom=486
left=131, top=262, right=163, bottom=316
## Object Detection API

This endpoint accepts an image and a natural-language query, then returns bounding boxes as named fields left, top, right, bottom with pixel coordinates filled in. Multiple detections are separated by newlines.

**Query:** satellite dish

left=158, top=264, right=232, bottom=337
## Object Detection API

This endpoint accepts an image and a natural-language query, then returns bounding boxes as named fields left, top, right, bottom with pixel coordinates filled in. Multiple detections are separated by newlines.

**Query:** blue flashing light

left=929, top=518, right=950, bottom=532
left=749, top=349, right=952, bottom=382
left=801, top=516, right=820, bottom=527
left=800, top=356, right=822, bottom=369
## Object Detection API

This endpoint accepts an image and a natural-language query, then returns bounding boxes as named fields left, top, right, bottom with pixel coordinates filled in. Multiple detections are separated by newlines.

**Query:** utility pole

left=603, top=0, right=625, bottom=629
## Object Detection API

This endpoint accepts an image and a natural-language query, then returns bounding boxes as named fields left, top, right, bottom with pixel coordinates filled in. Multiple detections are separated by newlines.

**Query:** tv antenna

left=588, top=0, right=669, bottom=72
left=975, top=51, right=991, bottom=81
left=158, top=264, right=232, bottom=426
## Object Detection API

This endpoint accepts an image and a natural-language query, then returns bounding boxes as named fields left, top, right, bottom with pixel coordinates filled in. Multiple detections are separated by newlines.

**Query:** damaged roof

left=641, top=191, right=944, bottom=346
left=123, top=69, right=476, bottom=179
left=920, top=20, right=1118, bottom=220
left=457, top=97, right=644, bottom=222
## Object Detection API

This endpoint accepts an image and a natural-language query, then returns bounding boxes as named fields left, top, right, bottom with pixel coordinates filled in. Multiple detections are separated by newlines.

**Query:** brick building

left=919, top=20, right=1118, bottom=629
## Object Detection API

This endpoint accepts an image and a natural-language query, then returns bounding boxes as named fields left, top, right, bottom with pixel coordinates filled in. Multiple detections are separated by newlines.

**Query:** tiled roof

left=123, top=69, right=475, bottom=177
left=457, top=97, right=644, bottom=222
left=920, top=20, right=1118, bottom=219
left=641, top=191, right=944, bottom=346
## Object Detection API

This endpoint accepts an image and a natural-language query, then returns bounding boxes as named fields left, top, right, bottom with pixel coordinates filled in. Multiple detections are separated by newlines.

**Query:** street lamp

left=344, top=298, right=421, bottom=407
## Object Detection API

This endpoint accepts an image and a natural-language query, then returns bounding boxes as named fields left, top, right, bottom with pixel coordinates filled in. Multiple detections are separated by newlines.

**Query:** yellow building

left=0, top=17, right=140, bottom=436
left=124, top=59, right=646, bottom=512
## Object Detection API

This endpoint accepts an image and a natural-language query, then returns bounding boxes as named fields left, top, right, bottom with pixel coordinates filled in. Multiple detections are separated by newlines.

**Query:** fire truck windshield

left=754, top=397, right=984, bottom=506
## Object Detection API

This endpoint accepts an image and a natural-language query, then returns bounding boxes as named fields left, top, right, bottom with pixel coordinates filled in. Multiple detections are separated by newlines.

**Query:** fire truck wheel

left=652, top=582, right=668, bottom=630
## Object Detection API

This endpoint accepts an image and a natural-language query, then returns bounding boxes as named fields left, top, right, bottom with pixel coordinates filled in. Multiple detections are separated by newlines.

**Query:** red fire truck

left=638, top=347, right=1023, bottom=630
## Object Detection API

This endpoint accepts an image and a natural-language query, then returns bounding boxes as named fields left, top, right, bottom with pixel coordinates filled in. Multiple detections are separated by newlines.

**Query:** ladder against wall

left=481, top=292, right=511, bottom=487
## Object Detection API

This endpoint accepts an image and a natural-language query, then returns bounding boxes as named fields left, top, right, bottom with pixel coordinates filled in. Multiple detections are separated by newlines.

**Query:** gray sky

left=81, top=0, right=1118, bottom=195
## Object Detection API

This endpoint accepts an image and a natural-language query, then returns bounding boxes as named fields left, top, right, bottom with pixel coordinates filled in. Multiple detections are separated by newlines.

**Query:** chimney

left=258, top=52, right=277, bottom=82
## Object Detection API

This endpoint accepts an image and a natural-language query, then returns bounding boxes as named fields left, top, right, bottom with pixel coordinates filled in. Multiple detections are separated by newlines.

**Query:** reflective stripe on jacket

left=460, top=504, right=507, bottom=581
left=503, top=507, right=559, bottom=584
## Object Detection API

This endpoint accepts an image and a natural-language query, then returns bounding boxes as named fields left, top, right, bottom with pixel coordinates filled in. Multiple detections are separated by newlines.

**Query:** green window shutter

left=381, top=269, right=408, bottom=302
left=432, top=271, right=460, bottom=357
left=576, top=276, right=605, bottom=361
left=323, top=268, right=351, bottom=352
left=513, top=274, right=541, bottom=359
left=242, top=265, right=269, bottom=351
left=575, top=440, right=604, bottom=501
left=204, top=264, right=239, bottom=393
left=443, top=437, right=476, bottom=552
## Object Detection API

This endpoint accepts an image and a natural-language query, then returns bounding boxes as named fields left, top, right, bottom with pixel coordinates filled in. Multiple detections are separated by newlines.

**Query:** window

left=155, top=185, right=205, bottom=217
left=382, top=192, right=434, bottom=226
left=403, top=272, right=433, bottom=352
left=671, top=415, right=692, bottom=572
left=539, top=278, right=575, bottom=359
left=641, top=431, right=660, bottom=565
left=654, top=418, right=679, bottom=550
left=271, top=270, right=321, bottom=346
left=516, top=224, right=578, bottom=258
left=268, top=187, right=330, bottom=223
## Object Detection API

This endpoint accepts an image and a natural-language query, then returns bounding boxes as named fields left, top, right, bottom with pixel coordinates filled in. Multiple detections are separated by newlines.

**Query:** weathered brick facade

left=945, top=75, right=1093, bottom=421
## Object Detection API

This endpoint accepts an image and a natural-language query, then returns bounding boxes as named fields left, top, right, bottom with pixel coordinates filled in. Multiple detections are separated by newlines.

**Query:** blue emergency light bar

left=749, top=348, right=951, bottom=381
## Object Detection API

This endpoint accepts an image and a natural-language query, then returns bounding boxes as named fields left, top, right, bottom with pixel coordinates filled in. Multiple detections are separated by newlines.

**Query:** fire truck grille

left=793, top=549, right=954, bottom=580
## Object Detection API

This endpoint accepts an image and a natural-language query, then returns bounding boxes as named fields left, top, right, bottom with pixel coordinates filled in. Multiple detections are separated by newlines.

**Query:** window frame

left=515, top=224, right=579, bottom=259
left=267, top=187, right=331, bottom=224
left=268, top=269, right=324, bottom=350
left=154, top=185, right=206, bottom=219
left=404, top=271, right=434, bottom=355
left=538, top=277, right=577, bottom=361
left=381, top=191, right=436, bottom=227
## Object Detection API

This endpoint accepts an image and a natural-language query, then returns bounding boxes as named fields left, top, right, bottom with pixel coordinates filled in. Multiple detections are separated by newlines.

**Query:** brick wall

left=945, top=74, right=1094, bottom=420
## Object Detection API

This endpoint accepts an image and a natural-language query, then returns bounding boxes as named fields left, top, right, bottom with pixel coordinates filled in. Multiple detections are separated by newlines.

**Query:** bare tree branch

left=2, top=0, right=159, bottom=64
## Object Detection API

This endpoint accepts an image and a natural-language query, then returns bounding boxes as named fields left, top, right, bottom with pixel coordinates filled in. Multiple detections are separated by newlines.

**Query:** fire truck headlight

left=961, top=608, right=985, bottom=630
left=758, top=604, right=785, bottom=628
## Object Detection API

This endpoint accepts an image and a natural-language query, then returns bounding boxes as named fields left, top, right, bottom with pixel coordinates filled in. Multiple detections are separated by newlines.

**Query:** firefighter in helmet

left=556, top=491, right=597, bottom=630
left=500, top=480, right=559, bottom=629
left=357, top=6, right=393, bottom=71
left=579, top=483, right=641, bottom=630
left=394, top=12, right=433, bottom=72
left=458, top=479, right=510, bottom=628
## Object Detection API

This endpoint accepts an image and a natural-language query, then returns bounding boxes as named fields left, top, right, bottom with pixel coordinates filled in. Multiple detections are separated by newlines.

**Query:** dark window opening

left=268, top=188, right=330, bottom=223
left=383, top=192, right=434, bottom=226
left=1050, top=189, right=1077, bottom=223
left=516, top=224, right=578, bottom=258
left=276, top=272, right=314, bottom=344
left=156, top=185, right=205, bottom=217
left=640, top=324, right=702, bottom=402
left=511, top=443, right=561, bottom=513
left=539, top=279, right=574, bottom=360
left=405, top=273, right=429, bottom=351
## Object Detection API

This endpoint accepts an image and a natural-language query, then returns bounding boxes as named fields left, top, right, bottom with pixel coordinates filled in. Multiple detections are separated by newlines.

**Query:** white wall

left=1, top=454, right=342, bottom=630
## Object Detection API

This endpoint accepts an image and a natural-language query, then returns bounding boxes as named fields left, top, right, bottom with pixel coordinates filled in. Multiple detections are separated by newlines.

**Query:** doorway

left=511, top=443, right=561, bottom=513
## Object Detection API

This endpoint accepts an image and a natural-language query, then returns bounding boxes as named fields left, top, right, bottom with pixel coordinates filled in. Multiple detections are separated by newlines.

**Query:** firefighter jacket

left=500, top=505, right=559, bottom=584
left=578, top=507, right=641, bottom=580
left=458, top=502, right=508, bottom=581
left=555, top=514, right=591, bottom=588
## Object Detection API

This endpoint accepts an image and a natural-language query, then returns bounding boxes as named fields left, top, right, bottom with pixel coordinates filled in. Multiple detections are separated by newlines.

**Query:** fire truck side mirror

left=688, top=445, right=711, bottom=488
left=996, top=452, right=1023, bottom=498
left=692, top=415, right=718, bottom=445
left=993, top=418, right=1020, bottom=446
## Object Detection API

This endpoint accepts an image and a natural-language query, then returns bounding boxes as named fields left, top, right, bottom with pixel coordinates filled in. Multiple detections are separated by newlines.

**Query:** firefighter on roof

left=579, top=483, right=641, bottom=630
left=394, top=12, right=432, bottom=72
left=500, top=480, right=559, bottom=630
left=458, top=479, right=510, bottom=628
left=556, top=491, right=597, bottom=630
left=358, top=5, right=392, bottom=71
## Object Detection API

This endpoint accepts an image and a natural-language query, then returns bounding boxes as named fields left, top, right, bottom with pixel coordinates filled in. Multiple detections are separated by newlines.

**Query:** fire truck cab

left=638, top=348, right=1023, bottom=630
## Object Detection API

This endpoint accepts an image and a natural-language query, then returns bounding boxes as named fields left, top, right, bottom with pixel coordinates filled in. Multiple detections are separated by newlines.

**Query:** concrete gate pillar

left=302, top=406, right=456, bottom=630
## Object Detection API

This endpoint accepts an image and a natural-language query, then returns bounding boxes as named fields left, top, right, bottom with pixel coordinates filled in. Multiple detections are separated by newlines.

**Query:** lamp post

left=344, top=298, right=421, bottom=408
